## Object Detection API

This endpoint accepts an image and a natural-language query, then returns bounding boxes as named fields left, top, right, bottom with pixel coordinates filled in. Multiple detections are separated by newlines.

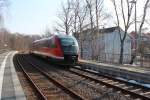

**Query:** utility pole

left=130, top=0, right=138, bottom=64
left=130, top=0, right=137, bottom=47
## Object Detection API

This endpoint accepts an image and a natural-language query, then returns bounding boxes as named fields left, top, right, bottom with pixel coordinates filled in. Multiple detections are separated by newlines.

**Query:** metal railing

left=82, top=52, right=150, bottom=67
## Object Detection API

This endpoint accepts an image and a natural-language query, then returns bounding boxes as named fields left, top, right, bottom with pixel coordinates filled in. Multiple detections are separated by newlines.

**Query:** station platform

left=78, top=60, right=150, bottom=84
left=0, top=51, right=26, bottom=100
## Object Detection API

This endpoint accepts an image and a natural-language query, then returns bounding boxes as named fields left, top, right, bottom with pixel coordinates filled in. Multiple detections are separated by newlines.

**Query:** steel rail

left=73, top=66, right=150, bottom=90
left=70, top=67, right=150, bottom=100
left=23, top=55, right=85, bottom=100
left=16, top=55, right=47, bottom=100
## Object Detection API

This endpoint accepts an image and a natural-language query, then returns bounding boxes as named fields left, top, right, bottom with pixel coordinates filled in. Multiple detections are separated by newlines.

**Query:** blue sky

left=4, top=0, right=65, bottom=35
left=4, top=0, right=149, bottom=35
left=3, top=0, right=115, bottom=35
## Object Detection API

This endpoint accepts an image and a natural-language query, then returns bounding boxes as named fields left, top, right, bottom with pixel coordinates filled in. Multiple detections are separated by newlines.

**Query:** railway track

left=69, top=66, right=150, bottom=100
left=15, top=54, right=150, bottom=100
left=15, top=54, right=85, bottom=100
left=24, top=55, right=108, bottom=99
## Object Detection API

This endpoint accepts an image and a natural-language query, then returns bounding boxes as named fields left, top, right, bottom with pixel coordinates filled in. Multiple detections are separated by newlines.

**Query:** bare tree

left=77, top=1, right=88, bottom=58
left=71, top=0, right=80, bottom=35
left=42, top=28, right=53, bottom=38
left=56, top=0, right=74, bottom=35
left=95, top=0, right=104, bottom=31
left=94, top=0, right=106, bottom=60
left=64, top=0, right=88, bottom=58
left=55, top=0, right=108, bottom=60
left=70, top=0, right=106, bottom=59
left=85, top=0, right=97, bottom=59
left=138, top=0, right=150, bottom=39
left=71, top=0, right=87, bottom=38
left=85, top=0, right=94, bottom=29
left=137, top=0, right=150, bottom=66
left=111, top=0, right=134, bottom=64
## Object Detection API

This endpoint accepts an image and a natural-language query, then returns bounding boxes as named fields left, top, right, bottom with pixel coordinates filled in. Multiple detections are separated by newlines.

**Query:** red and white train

left=30, top=35, right=79, bottom=65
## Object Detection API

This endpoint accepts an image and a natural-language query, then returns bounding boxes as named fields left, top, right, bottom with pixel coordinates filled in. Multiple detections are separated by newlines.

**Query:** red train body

left=31, top=35, right=79, bottom=65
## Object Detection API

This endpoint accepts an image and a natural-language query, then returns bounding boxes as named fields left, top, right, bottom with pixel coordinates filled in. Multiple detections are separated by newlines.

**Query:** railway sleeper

left=70, top=69, right=150, bottom=100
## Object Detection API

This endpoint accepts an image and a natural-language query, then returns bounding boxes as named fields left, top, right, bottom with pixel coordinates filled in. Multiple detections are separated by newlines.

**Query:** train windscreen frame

left=60, top=37, right=79, bottom=54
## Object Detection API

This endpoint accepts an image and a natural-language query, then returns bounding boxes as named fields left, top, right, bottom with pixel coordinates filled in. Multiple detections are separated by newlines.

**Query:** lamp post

left=130, top=0, right=137, bottom=47
left=130, top=0, right=137, bottom=64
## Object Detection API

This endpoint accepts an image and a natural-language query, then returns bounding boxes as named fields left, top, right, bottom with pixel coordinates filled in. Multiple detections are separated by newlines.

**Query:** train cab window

left=60, top=38, right=76, bottom=46
left=60, top=37, right=79, bottom=53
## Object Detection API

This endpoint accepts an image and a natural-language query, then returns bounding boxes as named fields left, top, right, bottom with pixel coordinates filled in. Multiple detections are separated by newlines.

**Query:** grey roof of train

left=33, top=35, right=75, bottom=43
left=56, top=34, right=74, bottom=38
left=33, top=38, right=50, bottom=43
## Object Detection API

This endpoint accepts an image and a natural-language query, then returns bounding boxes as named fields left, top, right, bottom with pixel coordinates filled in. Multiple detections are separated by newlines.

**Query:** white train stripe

left=0, top=52, right=11, bottom=99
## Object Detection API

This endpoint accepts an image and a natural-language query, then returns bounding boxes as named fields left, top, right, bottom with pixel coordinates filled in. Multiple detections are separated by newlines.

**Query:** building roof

left=99, top=26, right=119, bottom=33
left=82, top=26, right=120, bottom=34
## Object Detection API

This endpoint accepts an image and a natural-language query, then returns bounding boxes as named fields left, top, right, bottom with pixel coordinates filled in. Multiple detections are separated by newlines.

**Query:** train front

left=59, top=36, right=79, bottom=65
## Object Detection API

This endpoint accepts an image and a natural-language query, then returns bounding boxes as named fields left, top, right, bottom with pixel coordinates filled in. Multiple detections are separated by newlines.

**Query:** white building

left=78, top=26, right=131, bottom=63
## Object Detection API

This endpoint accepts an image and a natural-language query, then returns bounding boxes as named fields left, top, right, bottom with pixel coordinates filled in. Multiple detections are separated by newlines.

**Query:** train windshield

left=60, top=38, right=76, bottom=46
left=60, top=37, right=79, bottom=54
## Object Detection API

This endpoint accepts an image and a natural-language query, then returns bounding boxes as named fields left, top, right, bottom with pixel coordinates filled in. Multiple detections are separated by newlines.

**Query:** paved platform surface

left=79, top=60, right=150, bottom=83
left=79, top=60, right=150, bottom=74
left=0, top=51, right=26, bottom=100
